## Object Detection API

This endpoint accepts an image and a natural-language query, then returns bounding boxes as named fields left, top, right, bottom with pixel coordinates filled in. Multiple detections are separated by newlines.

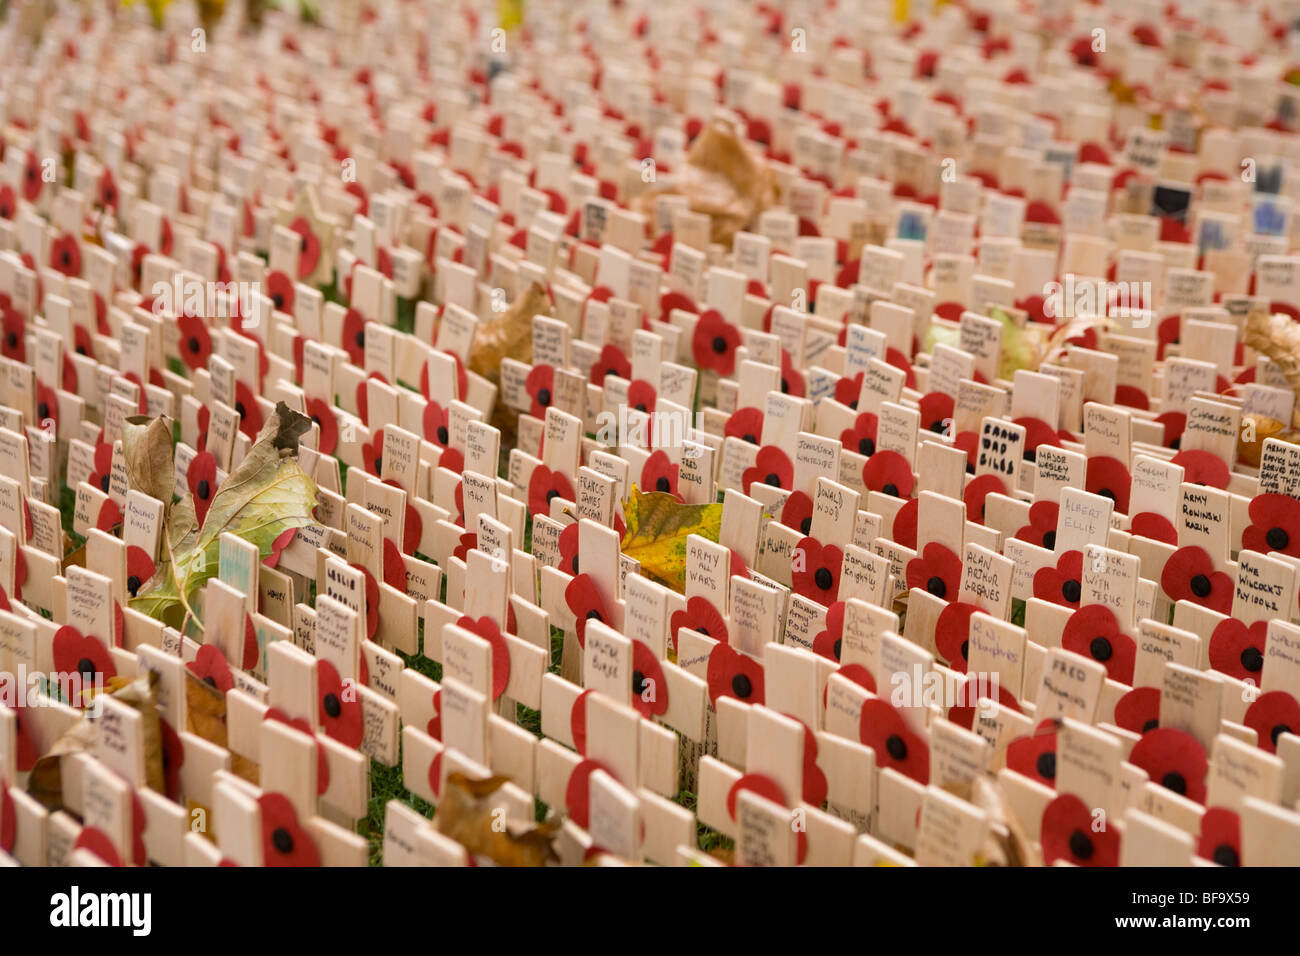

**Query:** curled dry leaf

left=620, top=485, right=724, bottom=592
left=27, top=719, right=97, bottom=812
left=432, top=772, right=559, bottom=866
left=122, top=414, right=175, bottom=512
left=468, top=280, right=549, bottom=439
left=131, top=402, right=318, bottom=629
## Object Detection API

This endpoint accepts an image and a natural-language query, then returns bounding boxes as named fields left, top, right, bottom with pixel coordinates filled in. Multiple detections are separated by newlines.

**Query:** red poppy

left=565, top=574, right=609, bottom=648
left=741, top=445, right=793, bottom=494
left=1161, top=545, right=1233, bottom=613
left=724, top=407, right=763, bottom=444
left=858, top=698, right=929, bottom=784
left=669, top=595, right=728, bottom=650
left=1085, top=455, right=1131, bottom=514
left=641, top=450, right=681, bottom=499
left=298, top=396, right=337, bottom=456
left=83, top=441, right=112, bottom=497
left=631, top=639, right=668, bottom=718
left=175, top=313, right=212, bottom=371
left=122, top=546, right=155, bottom=603
left=1208, top=617, right=1268, bottom=684
left=0, top=185, right=15, bottom=220
left=935, top=601, right=980, bottom=672
left=1171, top=449, right=1229, bottom=489
left=528, top=465, right=574, bottom=516
left=2, top=305, right=25, bottom=362
left=706, top=642, right=765, bottom=707
left=344, top=562, right=380, bottom=640
left=317, top=658, right=363, bottom=747
left=835, top=371, right=863, bottom=409
left=186, top=643, right=235, bottom=693
left=948, top=674, right=1022, bottom=729
left=0, top=783, right=14, bottom=854
left=1197, top=807, right=1241, bottom=867
left=453, top=532, right=477, bottom=564
left=21, top=151, right=41, bottom=203
left=1061, top=604, right=1136, bottom=684
left=918, top=392, right=954, bottom=435
left=886, top=347, right=918, bottom=389
left=780, top=490, right=814, bottom=536
left=565, top=758, right=615, bottom=828
left=4, top=702, right=36, bottom=772
left=906, top=542, right=962, bottom=601
left=1128, top=511, right=1178, bottom=545
left=811, top=602, right=846, bottom=662
left=1014, top=416, right=1061, bottom=459
left=1033, top=549, right=1084, bottom=608
left=73, top=827, right=123, bottom=866
left=422, top=400, right=452, bottom=450
left=778, top=349, right=804, bottom=397
left=892, top=498, right=919, bottom=549
left=590, top=344, right=631, bottom=384
left=265, top=270, right=295, bottom=314
left=963, top=473, right=1006, bottom=524
left=691, top=309, right=741, bottom=376
left=1155, top=411, right=1186, bottom=448
left=792, top=537, right=843, bottom=604
left=49, top=233, right=81, bottom=277
left=524, top=363, right=556, bottom=418
left=289, top=217, right=321, bottom=279
left=361, top=427, right=387, bottom=477
left=840, top=412, right=879, bottom=457
left=1014, top=500, right=1059, bottom=549
left=1006, top=720, right=1060, bottom=787
left=953, top=430, right=980, bottom=470
left=1115, top=686, right=1161, bottom=735
left=95, top=497, right=123, bottom=533
left=1241, top=493, right=1300, bottom=559
left=626, top=378, right=657, bottom=415
left=1128, top=727, right=1208, bottom=803
left=187, top=450, right=218, bottom=524
left=1243, top=690, right=1300, bottom=754
left=52, top=625, right=116, bottom=701
left=340, top=308, right=368, bottom=367
left=1041, top=793, right=1120, bottom=866
left=455, top=616, right=511, bottom=700
left=863, top=449, right=914, bottom=498
left=259, top=792, right=321, bottom=867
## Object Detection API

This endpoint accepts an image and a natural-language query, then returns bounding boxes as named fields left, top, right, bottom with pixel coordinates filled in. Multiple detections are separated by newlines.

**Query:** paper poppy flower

left=724, top=407, right=763, bottom=444
left=641, top=450, right=680, bottom=498
left=1015, top=500, right=1059, bottom=549
left=906, top=542, right=962, bottom=601
left=862, top=449, right=914, bottom=498
left=1062, top=604, right=1136, bottom=684
left=1161, top=546, right=1233, bottom=614
left=891, top=498, right=919, bottom=549
left=792, top=537, right=843, bottom=604
left=289, top=217, right=321, bottom=279
left=1155, top=411, right=1186, bottom=449
left=590, top=343, right=631, bottom=384
left=935, top=601, right=980, bottom=672
left=528, top=465, right=574, bottom=517
left=1128, top=512, right=1178, bottom=545
left=741, top=445, right=793, bottom=494
left=453, top=532, right=476, bottom=563
left=96, top=497, right=123, bottom=533
left=87, top=441, right=113, bottom=495
left=1006, top=720, right=1060, bottom=787
left=300, top=396, right=338, bottom=456
left=558, top=522, right=580, bottom=575
left=186, top=643, right=234, bottom=693
left=1085, top=456, right=1131, bottom=514
left=0, top=783, right=14, bottom=853
left=1197, top=807, right=1240, bottom=867
left=948, top=675, right=1022, bottom=729
left=49, top=233, right=81, bottom=277
left=626, top=377, right=658, bottom=415
left=811, top=602, right=846, bottom=662
left=565, top=758, right=615, bottom=828
left=456, top=616, right=511, bottom=701
left=1208, top=618, right=1267, bottom=682
left=780, top=490, right=814, bottom=536
left=1033, top=549, right=1084, bottom=608
left=1013, top=416, right=1060, bottom=460
left=259, top=792, right=321, bottom=867
left=1241, top=493, right=1300, bottom=559
left=631, top=639, right=668, bottom=718
left=778, top=349, right=804, bottom=397
left=422, top=399, right=451, bottom=450
left=1243, top=690, right=1300, bottom=754
left=858, top=698, right=929, bottom=784
left=21, top=151, right=41, bottom=202
left=1128, top=727, right=1208, bottom=803
left=918, top=392, right=954, bottom=435
left=52, top=625, right=116, bottom=700
left=1041, top=793, right=1120, bottom=866
left=0, top=185, right=15, bottom=220
left=187, top=450, right=218, bottom=524
left=265, top=270, right=295, bottom=314
left=835, top=371, right=863, bottom=409
left=963, top=473, right=1006, bottom=524
left=176, top=313, right=212, bottom=371
left=361, top=428, right=386, bottom=477
left=317, top=658, right=363, bottom=747
left=341, top=308, right=368, bottom=367
left=125, top=546, right=155, bottom=600
left=669, top=595, right=728, bottom=650
left=525, top=363, right=556, bottom=418
left=723, top=772, right=807, bottom=859
left=565, top=574, right=609, bottom=648
left=840, top=412, right=879, bottom=457
left=706, top=642, right=765, bottom=707
left=346, top=563, right=381, bottom=640
left=1, top=305, right=25, bottom=362
left=73, top=827, right=123, bottom=866
left=1171, top=450, right=1229, bottom=489
left=691, top=309, right=741, bottom=376
left=1115, top=686, right=1161, bottom=735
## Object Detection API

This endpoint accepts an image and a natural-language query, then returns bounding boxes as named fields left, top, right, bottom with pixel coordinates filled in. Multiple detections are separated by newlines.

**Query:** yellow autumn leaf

left=619, top=485, right=724, bottom=592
